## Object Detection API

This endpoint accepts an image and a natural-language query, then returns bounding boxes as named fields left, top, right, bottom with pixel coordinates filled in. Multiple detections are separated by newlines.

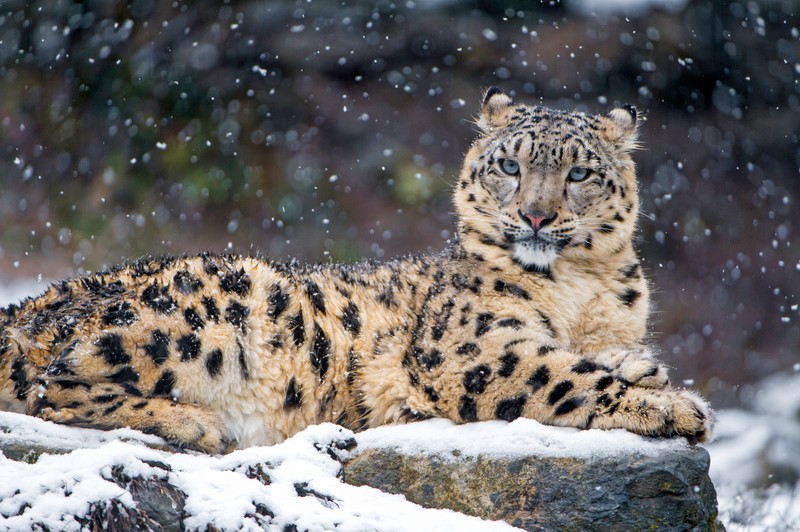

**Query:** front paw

left=670, top=389, right=715, bottom=444
left=592, top=386, right=714, bottom=443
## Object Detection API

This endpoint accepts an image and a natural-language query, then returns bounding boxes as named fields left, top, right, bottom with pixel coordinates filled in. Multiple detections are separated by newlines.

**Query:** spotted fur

left=0, top=90, right=713, bottom=453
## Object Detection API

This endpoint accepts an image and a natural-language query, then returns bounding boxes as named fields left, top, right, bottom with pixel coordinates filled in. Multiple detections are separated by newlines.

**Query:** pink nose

left=526, top=214, right=548, bottom=229
left=520, top=210, right=557, bottom=230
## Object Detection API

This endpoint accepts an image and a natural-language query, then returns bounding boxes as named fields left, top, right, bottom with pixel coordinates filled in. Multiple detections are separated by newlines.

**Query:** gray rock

left=343, top=445, right=724, bottom=531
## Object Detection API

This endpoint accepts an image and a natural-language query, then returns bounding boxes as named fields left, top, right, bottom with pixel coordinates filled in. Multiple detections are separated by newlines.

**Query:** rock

left=1, top=413, right=724, bottom=530
left=343, top=422, right=724, bottom=531
left=102, top=463, right=186, bottom=532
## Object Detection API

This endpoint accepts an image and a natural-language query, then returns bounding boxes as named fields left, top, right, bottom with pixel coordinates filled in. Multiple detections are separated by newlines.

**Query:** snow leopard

left=0, top=88, right=713, bottom=453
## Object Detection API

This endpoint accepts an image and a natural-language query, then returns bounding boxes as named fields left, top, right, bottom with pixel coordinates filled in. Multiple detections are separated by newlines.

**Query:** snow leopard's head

left=454, top=88, right=641, bottom=274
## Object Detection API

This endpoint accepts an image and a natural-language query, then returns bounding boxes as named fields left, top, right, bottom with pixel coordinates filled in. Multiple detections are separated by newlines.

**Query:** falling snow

left=0, top=0, right=798, bottom=529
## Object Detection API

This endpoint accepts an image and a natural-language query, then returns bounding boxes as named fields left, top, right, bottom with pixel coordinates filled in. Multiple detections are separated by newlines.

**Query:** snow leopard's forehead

left=481, top=106, right=614, bottom=174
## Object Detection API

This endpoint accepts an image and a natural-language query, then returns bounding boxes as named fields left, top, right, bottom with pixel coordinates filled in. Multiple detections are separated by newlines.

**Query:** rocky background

left=0, top=0, right=798, bottom=408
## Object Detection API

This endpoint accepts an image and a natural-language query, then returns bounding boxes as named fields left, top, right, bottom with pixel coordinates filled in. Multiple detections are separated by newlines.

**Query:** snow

left=0, top=410, right=166, bottom=452
left=0, top=417, right=518, bottom=531
left=704, top=372, right=800, bottom=531
left=356, top=417, right=689, bottom=459
left=2, top=283, right=799, bottom=530
left=0, top=441, right=147, bottom=531
left=0, top=280, right=49, bottom=307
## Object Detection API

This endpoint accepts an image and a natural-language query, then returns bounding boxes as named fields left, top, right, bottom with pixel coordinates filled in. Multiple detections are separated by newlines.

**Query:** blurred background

left=0, top=1, right=797, bottom=408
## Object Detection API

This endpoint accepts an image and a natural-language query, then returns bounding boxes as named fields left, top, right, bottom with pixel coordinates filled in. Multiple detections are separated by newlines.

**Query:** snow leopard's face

left=454, top=89, right=641, bottom=274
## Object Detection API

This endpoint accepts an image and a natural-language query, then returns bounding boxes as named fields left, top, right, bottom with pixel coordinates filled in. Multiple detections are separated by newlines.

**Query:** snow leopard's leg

left=415, top=331, right=713, bottom=443
left=28, top=365, right=233, bottom=454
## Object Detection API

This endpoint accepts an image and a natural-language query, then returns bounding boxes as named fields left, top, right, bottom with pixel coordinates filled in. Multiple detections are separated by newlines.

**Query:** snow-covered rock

left=346, top=419, right=719, bottom=531
left=0, top=413, right=522, bottom=531
left=0, top=412, right=721, bottom=531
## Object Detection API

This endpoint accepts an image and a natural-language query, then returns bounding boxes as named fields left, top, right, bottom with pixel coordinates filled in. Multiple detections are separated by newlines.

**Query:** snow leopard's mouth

left=511, top=239, right=560, bottom=272
left=506, top=230, right=570, bottom=249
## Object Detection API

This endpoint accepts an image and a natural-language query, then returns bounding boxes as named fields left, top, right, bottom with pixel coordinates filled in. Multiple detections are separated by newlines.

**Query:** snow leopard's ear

left=478, top=87, right=514, bottom=132
left=601, top=105, right=640, bottom=152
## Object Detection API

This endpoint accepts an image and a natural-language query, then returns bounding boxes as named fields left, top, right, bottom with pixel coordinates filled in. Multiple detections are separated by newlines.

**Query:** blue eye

left=500, top=159, right=520, bottom=176
left=568, top=167, right=590, bottom=182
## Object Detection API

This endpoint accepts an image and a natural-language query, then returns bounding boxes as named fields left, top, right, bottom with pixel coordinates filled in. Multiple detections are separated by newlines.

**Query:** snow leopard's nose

left=519, top=210, right=557, bottom=230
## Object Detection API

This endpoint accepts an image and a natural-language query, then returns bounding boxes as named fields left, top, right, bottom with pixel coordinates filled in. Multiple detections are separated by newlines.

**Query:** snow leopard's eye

left=567, top=167, right=590, bottom=182
left=499, top=159, right=520, bottom=176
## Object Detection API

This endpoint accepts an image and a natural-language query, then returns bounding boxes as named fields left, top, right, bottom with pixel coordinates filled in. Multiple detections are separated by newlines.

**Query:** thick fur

left=0, top=91, right=713, bottom=453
